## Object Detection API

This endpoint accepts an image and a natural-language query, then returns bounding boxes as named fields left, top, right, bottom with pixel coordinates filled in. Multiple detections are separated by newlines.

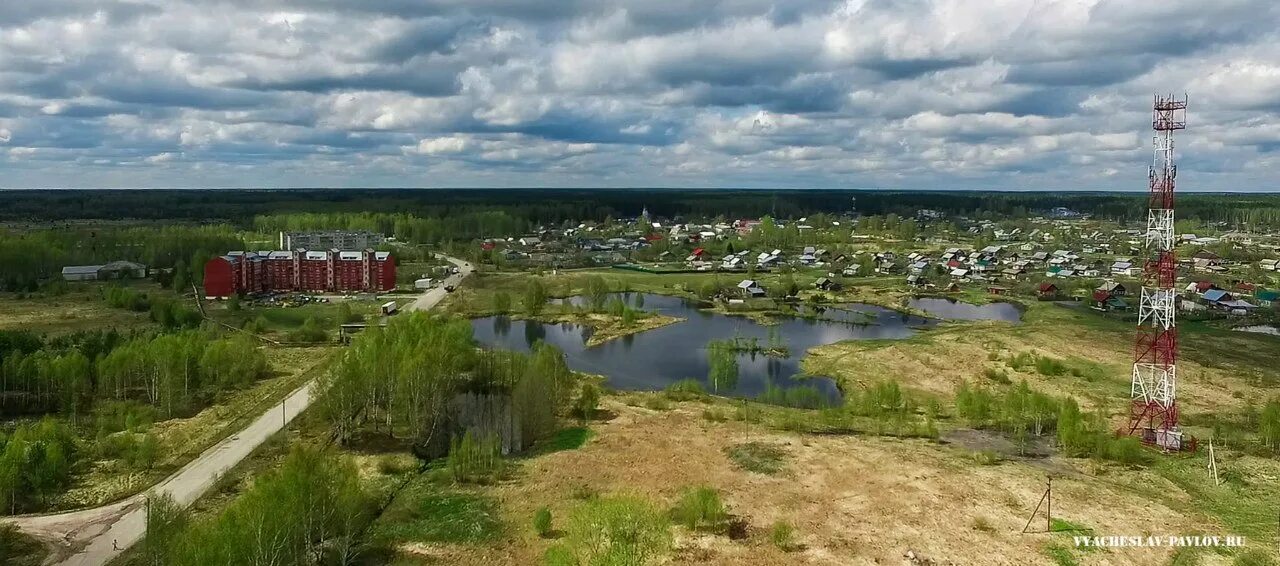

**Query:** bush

left=971, top=450, right=1002, bottom=466
left=559, top=496, right=671, bottom=566
left=644, top=396, right=671, bottom=411
left=755, top=384, right=832, bottom=409
left=770, top=520, right=796, bottom=551
left=664, top=379, right=707, bottom=401
left=670, top=486, right=728, bottom=532
left=726, top=442, right=787, bottom=474
left=574, top=383, right=601, bottom=422
left=533, top=507, right=553, bottom=538
left=287, top=316, right=328, bottom=343
left=447, top=431, right=505, bottom=484
left=1034, top=356, right=1068, bottom=377
left=983, top=367, right=1012, bottom=385
left=701, top=408, right=728, bottom=422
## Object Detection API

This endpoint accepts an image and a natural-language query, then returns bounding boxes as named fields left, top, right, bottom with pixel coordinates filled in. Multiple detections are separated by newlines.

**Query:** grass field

left=0, top=282, right=177, bottom=335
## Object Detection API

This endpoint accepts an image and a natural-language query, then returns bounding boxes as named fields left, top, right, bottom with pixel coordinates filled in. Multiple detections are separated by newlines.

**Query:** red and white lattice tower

left=1127, top=94, right=1187, bottom=450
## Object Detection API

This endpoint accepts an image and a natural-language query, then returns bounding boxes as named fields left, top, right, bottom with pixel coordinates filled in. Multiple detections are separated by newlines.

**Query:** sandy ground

left=402, top=399, right=1223, bottom=566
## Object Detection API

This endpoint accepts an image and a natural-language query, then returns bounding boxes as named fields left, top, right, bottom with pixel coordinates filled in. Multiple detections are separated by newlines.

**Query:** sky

left=1, top=0, right=1278, bottom=191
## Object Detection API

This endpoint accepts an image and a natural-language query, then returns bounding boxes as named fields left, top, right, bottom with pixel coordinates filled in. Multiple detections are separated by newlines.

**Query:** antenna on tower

left=1126, top=93, right=1192, bottom=451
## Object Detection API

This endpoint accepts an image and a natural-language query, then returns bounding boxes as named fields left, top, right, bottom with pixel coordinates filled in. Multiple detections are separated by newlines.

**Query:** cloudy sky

left=2, top=0, right=1278, bottom=190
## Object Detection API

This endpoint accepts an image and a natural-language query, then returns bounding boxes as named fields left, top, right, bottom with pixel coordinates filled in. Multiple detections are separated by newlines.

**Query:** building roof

left=100, top=260, right=145, bottom=271
left=62, top=265, right=104, bottom=275
left=1202, top=289, right=1230, bottom=302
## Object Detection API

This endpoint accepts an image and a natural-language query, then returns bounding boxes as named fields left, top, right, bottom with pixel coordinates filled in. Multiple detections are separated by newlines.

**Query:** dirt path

left=3, top=255, right=472, bottom=566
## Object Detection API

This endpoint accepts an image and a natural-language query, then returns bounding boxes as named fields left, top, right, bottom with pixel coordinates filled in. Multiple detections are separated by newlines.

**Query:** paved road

left=5, top=255, right=473, bottom=566
left=408, top=256, right=472, bottom=312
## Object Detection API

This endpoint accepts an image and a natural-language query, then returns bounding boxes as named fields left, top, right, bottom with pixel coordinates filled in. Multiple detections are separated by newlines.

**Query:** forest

left=5, top=189, right=1280, bottom=229
left=0, top=328, right=269, bottom=513
left=322, top=313, right=577, bottom=458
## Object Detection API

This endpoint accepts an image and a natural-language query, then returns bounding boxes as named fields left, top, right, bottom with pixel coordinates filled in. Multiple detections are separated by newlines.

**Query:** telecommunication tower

left=1127, top=94, right=1187, bottom=450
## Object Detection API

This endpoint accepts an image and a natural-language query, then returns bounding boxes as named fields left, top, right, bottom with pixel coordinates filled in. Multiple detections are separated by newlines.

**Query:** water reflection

left=906, top=297, right=1022, bottom=322
left=472, top=293, right=940, bottom=404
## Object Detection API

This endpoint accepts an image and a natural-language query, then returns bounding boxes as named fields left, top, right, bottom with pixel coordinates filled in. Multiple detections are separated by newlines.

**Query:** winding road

left=4, top=256, right=472, bottom=566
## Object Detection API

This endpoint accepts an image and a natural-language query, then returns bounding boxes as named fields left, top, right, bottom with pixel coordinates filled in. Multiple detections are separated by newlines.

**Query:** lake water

left=906, top=297, right=1023, bottom=322
left=472, top=293, right=937, bottom=404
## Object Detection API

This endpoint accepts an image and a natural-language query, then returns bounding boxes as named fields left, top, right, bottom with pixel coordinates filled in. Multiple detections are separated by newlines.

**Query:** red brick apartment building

left=203, top=249, right=395, bottom=298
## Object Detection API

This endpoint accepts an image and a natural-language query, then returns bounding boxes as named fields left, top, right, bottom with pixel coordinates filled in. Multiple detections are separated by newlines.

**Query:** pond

left=906, top=297, right=1022, bottom=322
left=471, top=293, right=937, bottom=405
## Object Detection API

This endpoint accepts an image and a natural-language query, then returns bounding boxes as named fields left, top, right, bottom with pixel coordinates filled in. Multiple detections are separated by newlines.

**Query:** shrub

left=287, top=317, right=328, bottom=343
left=574, top=383, right=601, bottom=422
left=664, top=379, right=707, bottom=401
left=971, top=451, right=1002, bottom=466
left=377, top=455, right=415, bottom=475
left=701, top=408, right=728, bottom=422
left=770, top=520, right=796, bottom=551
left=755, top=384, right=832, bottom=409
left=1034, top=356, right=1068, bottom=377
left=447, top=431, right=505, bottom=484
left=644, top=396, right=671, bottom=411
left=983, top=367, right=1012, bottom=385
left=561, top=496, right=671, bottom=566
left=670, top=486, right=728, bottom=532
left=533, top=507, right=553, bottom=538
left=544, top=544, right=575, bottom=566
left=726, top=442, right=787, bottom=474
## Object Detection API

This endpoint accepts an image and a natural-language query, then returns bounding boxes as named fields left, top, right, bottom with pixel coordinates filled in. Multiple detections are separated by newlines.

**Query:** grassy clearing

left=530, top=427, right=593, bottom=455
left=0, top=283, right=171, bottom=335
left=207, top=300, right=382, bottom=337
left=369, top=479, right=503, bottom=546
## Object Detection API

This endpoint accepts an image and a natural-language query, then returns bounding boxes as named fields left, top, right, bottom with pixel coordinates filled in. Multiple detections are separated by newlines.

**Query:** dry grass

left=0, top=285, right=159, bottom=335
left=386, top=398, right=1227, bottom=566
left=802, top=302, right=1274, bottom=421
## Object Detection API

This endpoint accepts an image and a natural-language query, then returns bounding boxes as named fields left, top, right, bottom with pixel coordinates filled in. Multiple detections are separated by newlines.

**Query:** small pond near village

left=471, top=293, right=1022, bottom=404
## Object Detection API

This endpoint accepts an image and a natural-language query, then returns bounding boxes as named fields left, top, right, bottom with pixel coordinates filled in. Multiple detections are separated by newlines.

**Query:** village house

left=1098, top=281, right=1127, bottom=296
left=736, top=279, right=766, bottom=298
left=1091, top=289, right=1127, bottom=312
left=815, top=277, right=842, bottom=291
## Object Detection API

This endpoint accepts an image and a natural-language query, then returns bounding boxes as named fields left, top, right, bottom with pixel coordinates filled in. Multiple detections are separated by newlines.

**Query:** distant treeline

left=0, top=225, right=242, bottom=291
left=4, top=189, right=1280, bottom=229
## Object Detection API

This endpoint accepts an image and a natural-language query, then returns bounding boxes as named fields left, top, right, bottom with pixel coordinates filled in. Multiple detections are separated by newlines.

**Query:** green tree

left=525, top=279, right=548, bottom=315
left=493, top=291, right=513, bottom=313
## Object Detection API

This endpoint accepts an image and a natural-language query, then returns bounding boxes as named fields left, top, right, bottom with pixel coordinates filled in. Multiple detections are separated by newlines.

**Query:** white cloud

left=0, top=0, right=1276, bottom=189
